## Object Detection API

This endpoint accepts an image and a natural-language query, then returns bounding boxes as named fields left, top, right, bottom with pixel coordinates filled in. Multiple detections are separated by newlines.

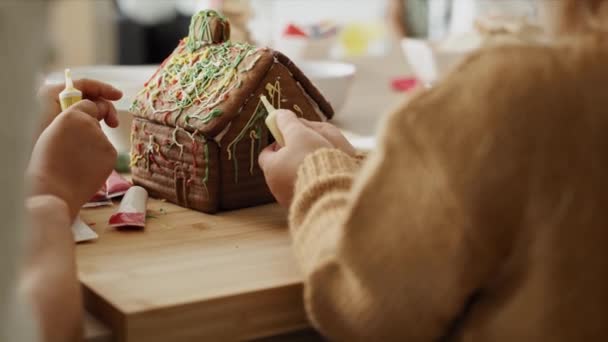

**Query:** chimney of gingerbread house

left=187, top=10, right=232, bottom=51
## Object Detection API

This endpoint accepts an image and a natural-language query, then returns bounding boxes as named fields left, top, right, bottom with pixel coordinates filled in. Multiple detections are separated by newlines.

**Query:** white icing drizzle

left=214, top=122, right=232, bottom=144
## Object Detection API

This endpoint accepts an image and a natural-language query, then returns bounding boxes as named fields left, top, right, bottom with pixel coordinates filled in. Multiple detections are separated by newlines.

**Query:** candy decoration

left=108, top=186, right=148, bottom=228
left=283, top=23, right=309, bottom=38
left=391, top=77, right=420, bottom=92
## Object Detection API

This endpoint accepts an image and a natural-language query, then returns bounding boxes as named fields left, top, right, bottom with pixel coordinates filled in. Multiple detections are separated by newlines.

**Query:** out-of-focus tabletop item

left=335, top=40, right=410, bottom=134
left=299, top=60, right=356, bottom=116
left=72, top=217, right=99, bottom=243
left=274, top=21, right=340, bottom=61
left=402, top=14, right=545, bottom=84
left=391, top=77, right=420, bottom=93
left=250, top=0, right=389, bottom=61
left=108, top=186, right=148, bottom=229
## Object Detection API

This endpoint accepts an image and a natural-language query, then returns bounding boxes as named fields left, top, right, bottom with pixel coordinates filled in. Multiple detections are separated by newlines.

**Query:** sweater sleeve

left=289, top=44, right=573, bottom=340
left=289, top=132, right=476, bottom=341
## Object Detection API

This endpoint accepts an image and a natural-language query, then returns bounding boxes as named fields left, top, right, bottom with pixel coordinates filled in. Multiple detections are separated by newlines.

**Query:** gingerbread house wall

left=218, top=61, right=328, bottom=210
left=131, top=118, right=221, bottom=213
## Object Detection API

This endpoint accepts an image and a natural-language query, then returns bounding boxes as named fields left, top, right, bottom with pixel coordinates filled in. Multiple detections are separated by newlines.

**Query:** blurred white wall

left=48, top=0, right=116, bottom=68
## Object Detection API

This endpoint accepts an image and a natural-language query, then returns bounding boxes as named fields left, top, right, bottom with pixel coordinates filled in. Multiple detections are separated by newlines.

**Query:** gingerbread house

left=129, top=10, right=334, bottom=213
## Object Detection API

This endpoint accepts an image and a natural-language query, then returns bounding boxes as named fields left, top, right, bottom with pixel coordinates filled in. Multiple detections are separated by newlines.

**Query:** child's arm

left=20, top=98, right=119, bottom=341
left=286, top=45, right=566, bottom=340
left=20, top=195, right=82, bottom=342
left=288, top=136, right=481, bottom=341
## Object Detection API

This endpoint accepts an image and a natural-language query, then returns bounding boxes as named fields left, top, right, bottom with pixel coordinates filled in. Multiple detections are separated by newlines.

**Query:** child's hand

left=298, top=118, right=357, bottom=157
left=37, top=79, right=123, bottom=139
left=259, top=110, right=334, bottom=206
left=27, top=101, right=117, bottom=219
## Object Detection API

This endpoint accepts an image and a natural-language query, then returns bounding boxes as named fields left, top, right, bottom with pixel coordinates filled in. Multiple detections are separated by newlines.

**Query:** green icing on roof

left=187, top=9, right=230, bottom=52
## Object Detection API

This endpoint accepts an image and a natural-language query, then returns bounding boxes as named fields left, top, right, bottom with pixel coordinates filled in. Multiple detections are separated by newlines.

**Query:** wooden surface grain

left=78, top=200, right=307, bottom=341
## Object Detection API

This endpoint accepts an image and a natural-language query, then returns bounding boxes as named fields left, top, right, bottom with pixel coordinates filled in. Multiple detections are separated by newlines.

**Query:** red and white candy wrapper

left=83, top=184, right=112, bottom=208
left=106, top=171, right=132, bottom=198
left=83, top=171, right=133, bottom=208
left=108, top=186, right=148, bottom=228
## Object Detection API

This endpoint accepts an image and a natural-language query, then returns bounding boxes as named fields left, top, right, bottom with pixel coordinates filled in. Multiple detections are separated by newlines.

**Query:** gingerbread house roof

left=131, top=10, right=334, bottom=139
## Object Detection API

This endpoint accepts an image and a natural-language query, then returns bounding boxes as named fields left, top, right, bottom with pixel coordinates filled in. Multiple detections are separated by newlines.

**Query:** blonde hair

left=556, top=0, right=608, bottom=33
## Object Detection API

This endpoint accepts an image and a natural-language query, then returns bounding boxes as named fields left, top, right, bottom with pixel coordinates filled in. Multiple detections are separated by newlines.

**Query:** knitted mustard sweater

left=289, top=35, right=608, bottom=341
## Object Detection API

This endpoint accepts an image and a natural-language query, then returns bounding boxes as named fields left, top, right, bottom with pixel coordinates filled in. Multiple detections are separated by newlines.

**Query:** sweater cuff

left=296, top=148, right=360, bottom=189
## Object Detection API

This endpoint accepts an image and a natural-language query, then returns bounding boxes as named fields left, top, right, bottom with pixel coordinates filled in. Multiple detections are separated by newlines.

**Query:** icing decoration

left=187, top=10, right=230, bottom=51
left=131, top=39, right=259, bottom=130
left=293, top=104, right=304, bottom=117
left=225, top=81, right=282, bottom=183
left=265, top=80, right=283, bottom=108
left=296, top=81, right=327, bottom=121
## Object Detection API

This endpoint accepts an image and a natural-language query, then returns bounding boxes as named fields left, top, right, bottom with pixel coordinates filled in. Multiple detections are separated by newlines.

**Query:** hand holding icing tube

left=260, top=95, right=285, bottom=147
left=59, top=69, right=83, bottom=111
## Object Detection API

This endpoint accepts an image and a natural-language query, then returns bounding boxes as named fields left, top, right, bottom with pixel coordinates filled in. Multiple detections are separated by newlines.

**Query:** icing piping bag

left=108, top=186, right=148, bottom=228
left=260, top=95, right=285, bottom=146
left=59, top=69, right=82, bottom=110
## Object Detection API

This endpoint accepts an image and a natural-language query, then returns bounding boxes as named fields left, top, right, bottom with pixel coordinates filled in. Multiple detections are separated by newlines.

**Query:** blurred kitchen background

left=46, top=0, right=549, bottom=155
left=48, top=0, right=545, bottom=67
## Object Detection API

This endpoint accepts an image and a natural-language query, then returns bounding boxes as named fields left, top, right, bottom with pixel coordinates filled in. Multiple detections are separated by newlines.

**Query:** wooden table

left=79, top=201, right=309, bottom=342
left=80, top=42, right=410, bottom=342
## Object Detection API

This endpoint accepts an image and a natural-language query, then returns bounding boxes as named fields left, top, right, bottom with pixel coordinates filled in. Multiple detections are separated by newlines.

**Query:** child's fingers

left=74, top=78, right=123, bottom=101
left=298, top=118, right=323, bottom=129
left=70, top=99, right=118, bottom=127
left=298, top=118, right=356, bottom=155
left=94, top=99, right=119, bottom=128
left=70, top=100, right=100, bottom=120
left=258, top=142, right=279, bottom=172
left=275, top=110, right=316, bottom=146
left=38, top=79, right=123, bottom=104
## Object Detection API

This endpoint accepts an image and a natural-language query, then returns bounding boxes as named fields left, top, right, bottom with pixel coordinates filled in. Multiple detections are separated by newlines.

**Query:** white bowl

left=401, top=36, right=477, bottom=84
left=46, top=65, right=157, bottom=154
left=299, top=60, right=356, bottom=117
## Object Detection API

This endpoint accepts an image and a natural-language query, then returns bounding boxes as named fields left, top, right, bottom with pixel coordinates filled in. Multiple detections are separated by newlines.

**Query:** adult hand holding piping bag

left=258, top=109, right=355, bottom=207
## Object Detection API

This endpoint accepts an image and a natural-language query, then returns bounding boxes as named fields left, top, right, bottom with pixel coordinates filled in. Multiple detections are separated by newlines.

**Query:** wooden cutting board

left=77, top=199, right=308, bottom=342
